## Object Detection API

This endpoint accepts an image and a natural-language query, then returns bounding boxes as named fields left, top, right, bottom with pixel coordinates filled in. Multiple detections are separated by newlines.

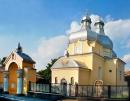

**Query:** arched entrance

left=94, top=80, right=103, bottom=97
left=8, top=62, right=18, bottom=94
left=61, top=78, right=67, bottom=96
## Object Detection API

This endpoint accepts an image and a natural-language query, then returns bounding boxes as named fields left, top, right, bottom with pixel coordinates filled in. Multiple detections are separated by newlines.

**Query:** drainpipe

left=116, top=59, right=118, bottom=97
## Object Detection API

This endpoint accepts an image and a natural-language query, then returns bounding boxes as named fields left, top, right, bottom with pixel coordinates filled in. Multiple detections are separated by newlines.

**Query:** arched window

left=98, top=67, right=102, bottom=80
left=70, top=77, right=74, bottom=85
left=55, top=77, right=58, bottom=84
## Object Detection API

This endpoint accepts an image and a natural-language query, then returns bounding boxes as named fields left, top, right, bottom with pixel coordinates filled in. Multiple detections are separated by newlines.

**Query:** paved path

left=0, top=94, right=50, bottom=101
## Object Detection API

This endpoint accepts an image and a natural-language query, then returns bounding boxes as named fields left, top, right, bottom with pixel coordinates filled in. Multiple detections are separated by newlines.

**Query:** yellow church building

left=1, top=43, right=36, bottom=95
left=51, top=15, right=126, bottom=86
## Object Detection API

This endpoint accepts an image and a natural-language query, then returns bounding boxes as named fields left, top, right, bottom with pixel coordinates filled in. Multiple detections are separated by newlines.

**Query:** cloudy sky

left=0, top=0, right=130, bottom=70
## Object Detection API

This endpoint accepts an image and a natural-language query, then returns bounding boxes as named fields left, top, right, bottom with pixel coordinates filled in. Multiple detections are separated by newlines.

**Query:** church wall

left=68, top=40, right=94, bottom=55
left=90, top=53, right=104, bottom=84
left=68, top=43, right=74, bottom=55
left=82, top=40, right=93, bottom=53
left=104, top=59, right=117, bottom=85
left=51, top=68, right=79, bottom=84
left=69, top=54, right=93, bottom=70
left=78, top=68, right=90, bottom=85
left=93, top=42, right=104, bottom=56
left=116, top=60, right=126, bottom=85
left=104, top=59, right=126, bottom=86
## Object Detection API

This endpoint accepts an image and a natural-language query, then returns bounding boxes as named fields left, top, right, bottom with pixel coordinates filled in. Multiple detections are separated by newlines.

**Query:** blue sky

left=0, top=0, right=130, bottom=70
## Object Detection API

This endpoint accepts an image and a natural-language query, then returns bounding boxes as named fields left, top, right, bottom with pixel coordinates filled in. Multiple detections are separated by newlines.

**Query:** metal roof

left=17, top=52, right=35, bottom=64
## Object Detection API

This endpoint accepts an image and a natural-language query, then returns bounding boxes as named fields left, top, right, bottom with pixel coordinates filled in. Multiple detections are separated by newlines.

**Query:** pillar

left=17, top=69, right=23, bottom=95
left=3, top=71, right=9, bottom=93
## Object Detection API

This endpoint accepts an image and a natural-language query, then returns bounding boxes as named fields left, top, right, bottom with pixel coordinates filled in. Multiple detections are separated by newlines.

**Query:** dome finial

left=17, top=42, right=22, bottom=53
left=94, top=17, right=105, bottom=34
left=81, top=11, right=91, bottom=30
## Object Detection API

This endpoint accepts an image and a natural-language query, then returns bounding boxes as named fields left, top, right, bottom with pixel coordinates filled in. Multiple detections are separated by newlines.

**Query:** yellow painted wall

left=78, top=68, right=90, bottom=85
left=51, top=68, right=79, bottom=84
left=116, top=59, right=126, bottom=85
left=104, top=59, right=117, bottom=85
left=0, top=72, right=3, bottom=84
left=68, top=40, right=94, bottom=55
left=69, top=54, right=93, bottom=70
left=89, top=53, right=104, bottom=84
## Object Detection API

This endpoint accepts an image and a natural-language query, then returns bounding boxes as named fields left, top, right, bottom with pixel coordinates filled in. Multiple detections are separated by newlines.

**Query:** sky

left=0, top=0, right=130, bottom=70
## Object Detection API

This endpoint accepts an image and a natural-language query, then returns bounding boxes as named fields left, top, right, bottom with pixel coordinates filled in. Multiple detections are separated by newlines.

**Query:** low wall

left=27, top=91, right=64, bottom=101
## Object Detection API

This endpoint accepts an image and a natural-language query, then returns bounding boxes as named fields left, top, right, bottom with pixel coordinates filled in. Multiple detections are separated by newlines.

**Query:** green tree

left=0, top=57, right=6, bottom=67
left=37, top=58, right=58, bottom=83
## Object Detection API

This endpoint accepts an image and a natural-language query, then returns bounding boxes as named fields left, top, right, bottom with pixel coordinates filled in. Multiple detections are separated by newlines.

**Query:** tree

left=0, top=57, right=6, bottom=67
left=37, top=58, right=58, bottom=83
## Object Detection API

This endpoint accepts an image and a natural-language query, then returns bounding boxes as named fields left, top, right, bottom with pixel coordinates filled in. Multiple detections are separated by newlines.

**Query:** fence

left=29, top=82, right=129, bottom=99
left=0, top=82, right=3, bottom=92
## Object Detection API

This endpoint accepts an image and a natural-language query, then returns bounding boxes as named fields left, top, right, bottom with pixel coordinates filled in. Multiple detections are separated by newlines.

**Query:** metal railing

left=28, top=82, right=129, bottom=99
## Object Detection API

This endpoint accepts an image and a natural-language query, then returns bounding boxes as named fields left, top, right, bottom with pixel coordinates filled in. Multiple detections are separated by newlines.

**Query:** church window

left=120, top=71, right=122, bottom=81
left=12, top=53, right=15, bottom=60
left=98, top=67, right=102, bottom=80
left=74, top=41, right=82, bottom=54
left=70, top=77, right=74, bottom=85
left=55, top=77, right=58, bottom=84
left=104, top=48, right=112, bottom=58
left=109, top=70, right=112, bottom=72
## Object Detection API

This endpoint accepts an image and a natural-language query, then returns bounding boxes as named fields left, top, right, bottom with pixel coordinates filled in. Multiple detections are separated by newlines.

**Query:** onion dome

left=94, top=18, right=105, bottom=34
left=112, top=50, right=117, bottom=58
left=81, top=15, right=92, bottom=29
left=97, top=34, right=113, bottom=49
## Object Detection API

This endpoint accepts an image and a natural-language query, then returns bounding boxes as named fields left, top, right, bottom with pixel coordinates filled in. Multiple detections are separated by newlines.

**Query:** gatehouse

left=3, top=43, right=36, bottom=95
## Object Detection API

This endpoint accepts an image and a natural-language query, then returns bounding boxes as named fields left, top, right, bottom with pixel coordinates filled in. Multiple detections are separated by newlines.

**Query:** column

left=17, top=69, right=23, bottom=95
left=3, top=71, right=9, bottom=93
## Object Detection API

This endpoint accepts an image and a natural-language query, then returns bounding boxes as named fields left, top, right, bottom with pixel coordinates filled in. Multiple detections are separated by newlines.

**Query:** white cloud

left=32, top=35, right=68, bottom=70
left=66, top=21, right=81, bottom=34
left=105, top=19, right=130, bottom=40
left=122, top=54, right=130, bottom=63
left=125, top=40, right=130, bottom=48
left=105, top=15, right=114, bottom=22
left=122, top=54, right=130, bottom=70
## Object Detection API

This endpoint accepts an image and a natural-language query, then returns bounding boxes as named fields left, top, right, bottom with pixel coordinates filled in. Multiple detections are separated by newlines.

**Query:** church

left=51, top=15, right=126, bottom=86
left=0, top=43, right=36, bottom=94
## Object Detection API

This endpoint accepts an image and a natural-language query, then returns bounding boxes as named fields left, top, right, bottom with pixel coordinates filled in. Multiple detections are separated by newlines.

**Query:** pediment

left=4, top=51, right=23, bottom=66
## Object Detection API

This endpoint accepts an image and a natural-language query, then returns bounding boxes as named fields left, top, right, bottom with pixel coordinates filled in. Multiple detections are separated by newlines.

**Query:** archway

left=8, top=62, right=18, bottom=94
left=61, top=78, right=67, bottom=96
